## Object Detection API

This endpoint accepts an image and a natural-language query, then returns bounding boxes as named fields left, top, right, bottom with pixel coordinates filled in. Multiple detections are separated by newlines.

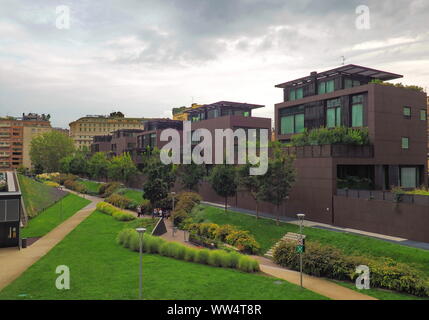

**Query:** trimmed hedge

left=117, top=228, right=260, bottom=273
left=96, top=201, right=136, bottom=221
left=273, top=240, right=429, bottom=297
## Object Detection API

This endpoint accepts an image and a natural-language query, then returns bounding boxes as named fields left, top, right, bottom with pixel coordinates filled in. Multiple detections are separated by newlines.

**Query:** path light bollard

left=172, top=226, right=177, bottom=237
left=136, top=227, right=146, bottom=300
left=296, top=213, right=305, bottom=288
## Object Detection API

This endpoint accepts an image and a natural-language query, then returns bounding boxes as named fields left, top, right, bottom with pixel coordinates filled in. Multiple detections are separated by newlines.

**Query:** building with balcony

left=69, top=114, right=145, bottom=150
left=0, top=114, right=52, bottom=169
left=274, top=64, right=427, bottom=225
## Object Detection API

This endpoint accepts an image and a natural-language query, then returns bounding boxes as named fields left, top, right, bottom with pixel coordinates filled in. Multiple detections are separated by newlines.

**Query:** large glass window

left=326, top=98, right=342, bottom=128
left=326, top=80, right=335, bottom=93
left=289, top=87, right=304, bottom=101
left=400, top=167, right=418, bottom=188
left=280, top=113, right=304, bottom=134
left=420, top=109, right=427, bottom=121
left=351, top=95, right=364, bottom=127
left=344, top=79, right=361, bottom=89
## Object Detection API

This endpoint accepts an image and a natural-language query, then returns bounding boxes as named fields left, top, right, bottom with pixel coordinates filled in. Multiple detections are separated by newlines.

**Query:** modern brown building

left=273, top=64, right=427, bottom=225
left=69, top=114, right=145, bottom=150
left=0, top=114, right=52, bottom=170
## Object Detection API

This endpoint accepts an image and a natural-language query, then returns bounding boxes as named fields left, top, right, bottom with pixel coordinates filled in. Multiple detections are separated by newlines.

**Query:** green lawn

left=79, top=180, right=102, bottom=194
left=121, top=188, right=144, bottom=203
left=332, top=280, right=429, bottom=300
left=18, top=174, right=67, bottom=218
left=21, top=194, right=91, bottom=238
left=193, top=205, right=429, bottom=277
left=0, top=211, right=326, bottom=300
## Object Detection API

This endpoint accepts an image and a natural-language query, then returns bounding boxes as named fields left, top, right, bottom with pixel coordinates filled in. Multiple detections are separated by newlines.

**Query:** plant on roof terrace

left=291, top=126, right=369, bottom=146
left=370, top=79, right=425, bottom=92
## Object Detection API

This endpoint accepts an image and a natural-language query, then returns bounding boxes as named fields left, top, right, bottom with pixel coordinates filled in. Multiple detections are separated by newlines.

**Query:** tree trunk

left=255, top=201, right=259, bottom=219
left=276, top=204, right=280, bottom=226
left=225, top=196, right=228, bottom=213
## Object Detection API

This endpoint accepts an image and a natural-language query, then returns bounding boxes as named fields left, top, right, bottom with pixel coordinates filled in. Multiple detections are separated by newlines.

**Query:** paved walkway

left=0, top=193, right=101, bottom=291
left=160, top=218, right=376, bottom=300
left=202, top=201, right=429, bottom=251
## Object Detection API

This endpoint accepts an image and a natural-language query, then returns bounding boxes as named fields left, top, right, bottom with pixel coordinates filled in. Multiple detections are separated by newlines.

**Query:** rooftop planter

left=290, top=126, right=370, bottom=147
left=370, top=79, right=425, bottom=93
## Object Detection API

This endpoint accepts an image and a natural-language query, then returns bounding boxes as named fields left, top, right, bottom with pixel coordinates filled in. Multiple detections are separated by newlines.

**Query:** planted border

left=96, top=201, right=136, bottom=221
left=117, top=228, right=260, bottom=273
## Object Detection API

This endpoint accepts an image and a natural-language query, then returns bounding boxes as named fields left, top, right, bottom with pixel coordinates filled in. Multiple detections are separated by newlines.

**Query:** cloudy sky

left=0, top=0, right=428, bottom=128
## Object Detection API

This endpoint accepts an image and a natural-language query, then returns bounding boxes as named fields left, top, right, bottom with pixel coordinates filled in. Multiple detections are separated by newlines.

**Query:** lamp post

left=171, top=191, right=176, bottom=212
left=297, top=213, right=305, bottom=288
left=136, top=227, right=146, bottom=300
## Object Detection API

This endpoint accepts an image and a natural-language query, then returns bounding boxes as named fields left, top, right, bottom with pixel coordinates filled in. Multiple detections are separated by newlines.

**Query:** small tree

left=30, top=131, right=75, bottom=172
left=258, top=146, right=296, bottom=225
left=142, top=148, right=176, bottom=208
left=237, top=163, right=263, bottom=219
left=108, top=153, right=138, bottom=183
left=177, top=162, right=205, bottom=191
left=87, top=152, right=110, bottom=180
left=209, top=165, right=237, bottom=213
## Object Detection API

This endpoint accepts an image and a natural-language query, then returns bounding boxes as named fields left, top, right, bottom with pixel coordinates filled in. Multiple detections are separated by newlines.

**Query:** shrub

left=52, top=173, right=78, bottom=185
left=273, top=241, right=429, bottom=296
left=208, top=250, right=223, bottom=267
left=238, top=256, right=260, bottom=273
left=99, top=182, right=122, bottom=197
left=63, top=179, right=87, bottom=194
left=184, top=248, right=198, bottom=262
left=171, top=209, right=188, bottom=226
left=215, top=224, right=237, bottom=242
left=291, top=126, right=369, bottom=147
left=225, top=230, right=260, bottom=254
left=106, top=193, right=138, bottom=210
left=195, top=249, right=210, bottom=264
left=43, top=181, right=60, bottom=188
left=96, top=201, right=136, bottom=221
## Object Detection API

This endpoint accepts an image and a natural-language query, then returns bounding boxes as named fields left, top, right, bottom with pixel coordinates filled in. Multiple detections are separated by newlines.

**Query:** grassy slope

left=0, top=211, right=326, bottom=300
left=121, top=189, right=144, bottom=203
left=21, top=194, right=91, bottom=238
left=18, top=175, right=66, bottom=218
left=193, top=205, right=429, bottom=277
left=79, top=180, right=101, bottom=194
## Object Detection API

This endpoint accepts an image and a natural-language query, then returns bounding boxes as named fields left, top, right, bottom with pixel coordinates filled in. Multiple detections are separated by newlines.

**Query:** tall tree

left=209, top=165, right=237, bottom=213
left=108, top=153, right=138, bottom=183
left=87, top=152, right=110, bottom=180
left=258, top=146, right=296, bottom=225
left=237, top=162, right=263, bottom=219
left=30, top=131, right=75, bottom=172
left=177, top=162, right=205, bottom=191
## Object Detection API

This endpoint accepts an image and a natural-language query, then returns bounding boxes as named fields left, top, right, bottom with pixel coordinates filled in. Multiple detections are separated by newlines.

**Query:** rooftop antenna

left=341, top=56, right=346, bottom=66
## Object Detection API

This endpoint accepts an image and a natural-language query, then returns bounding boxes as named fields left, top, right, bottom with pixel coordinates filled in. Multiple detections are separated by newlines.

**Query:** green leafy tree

left=142, top=148, right=176, bottom=208
left=177, top=162, right=205, bottom=191
left=30, top=131, right=75, bottom=172
left=258, top=146, right=296, bottom=225
left=59, top=155, right=73, bottom=173
left=108, top=153, right=138, bottom=183
left=209, top=165, right=237, bottom=213
left=237, top=163, right=263, bottom=219
left=87, top=152, right=110, bottom=179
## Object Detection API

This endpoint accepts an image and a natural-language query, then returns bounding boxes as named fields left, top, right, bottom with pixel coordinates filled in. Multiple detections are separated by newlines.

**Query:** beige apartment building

left=0, top=114, right=52, bottom=169
left=69, top=114, right=145, bottom=149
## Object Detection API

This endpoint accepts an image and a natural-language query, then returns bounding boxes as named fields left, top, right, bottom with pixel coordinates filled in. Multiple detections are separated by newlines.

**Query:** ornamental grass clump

left=96, top=201, right=136, bottom=221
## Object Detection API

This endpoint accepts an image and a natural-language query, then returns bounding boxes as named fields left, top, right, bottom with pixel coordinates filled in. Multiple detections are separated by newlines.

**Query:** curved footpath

left=0, top=191, right=376, bottom=300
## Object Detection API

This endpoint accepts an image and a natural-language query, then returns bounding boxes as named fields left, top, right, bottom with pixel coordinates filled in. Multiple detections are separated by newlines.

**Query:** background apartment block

left=0, top=114, right=52, bottom=170
left=69, top=114, right=145, bottom=150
